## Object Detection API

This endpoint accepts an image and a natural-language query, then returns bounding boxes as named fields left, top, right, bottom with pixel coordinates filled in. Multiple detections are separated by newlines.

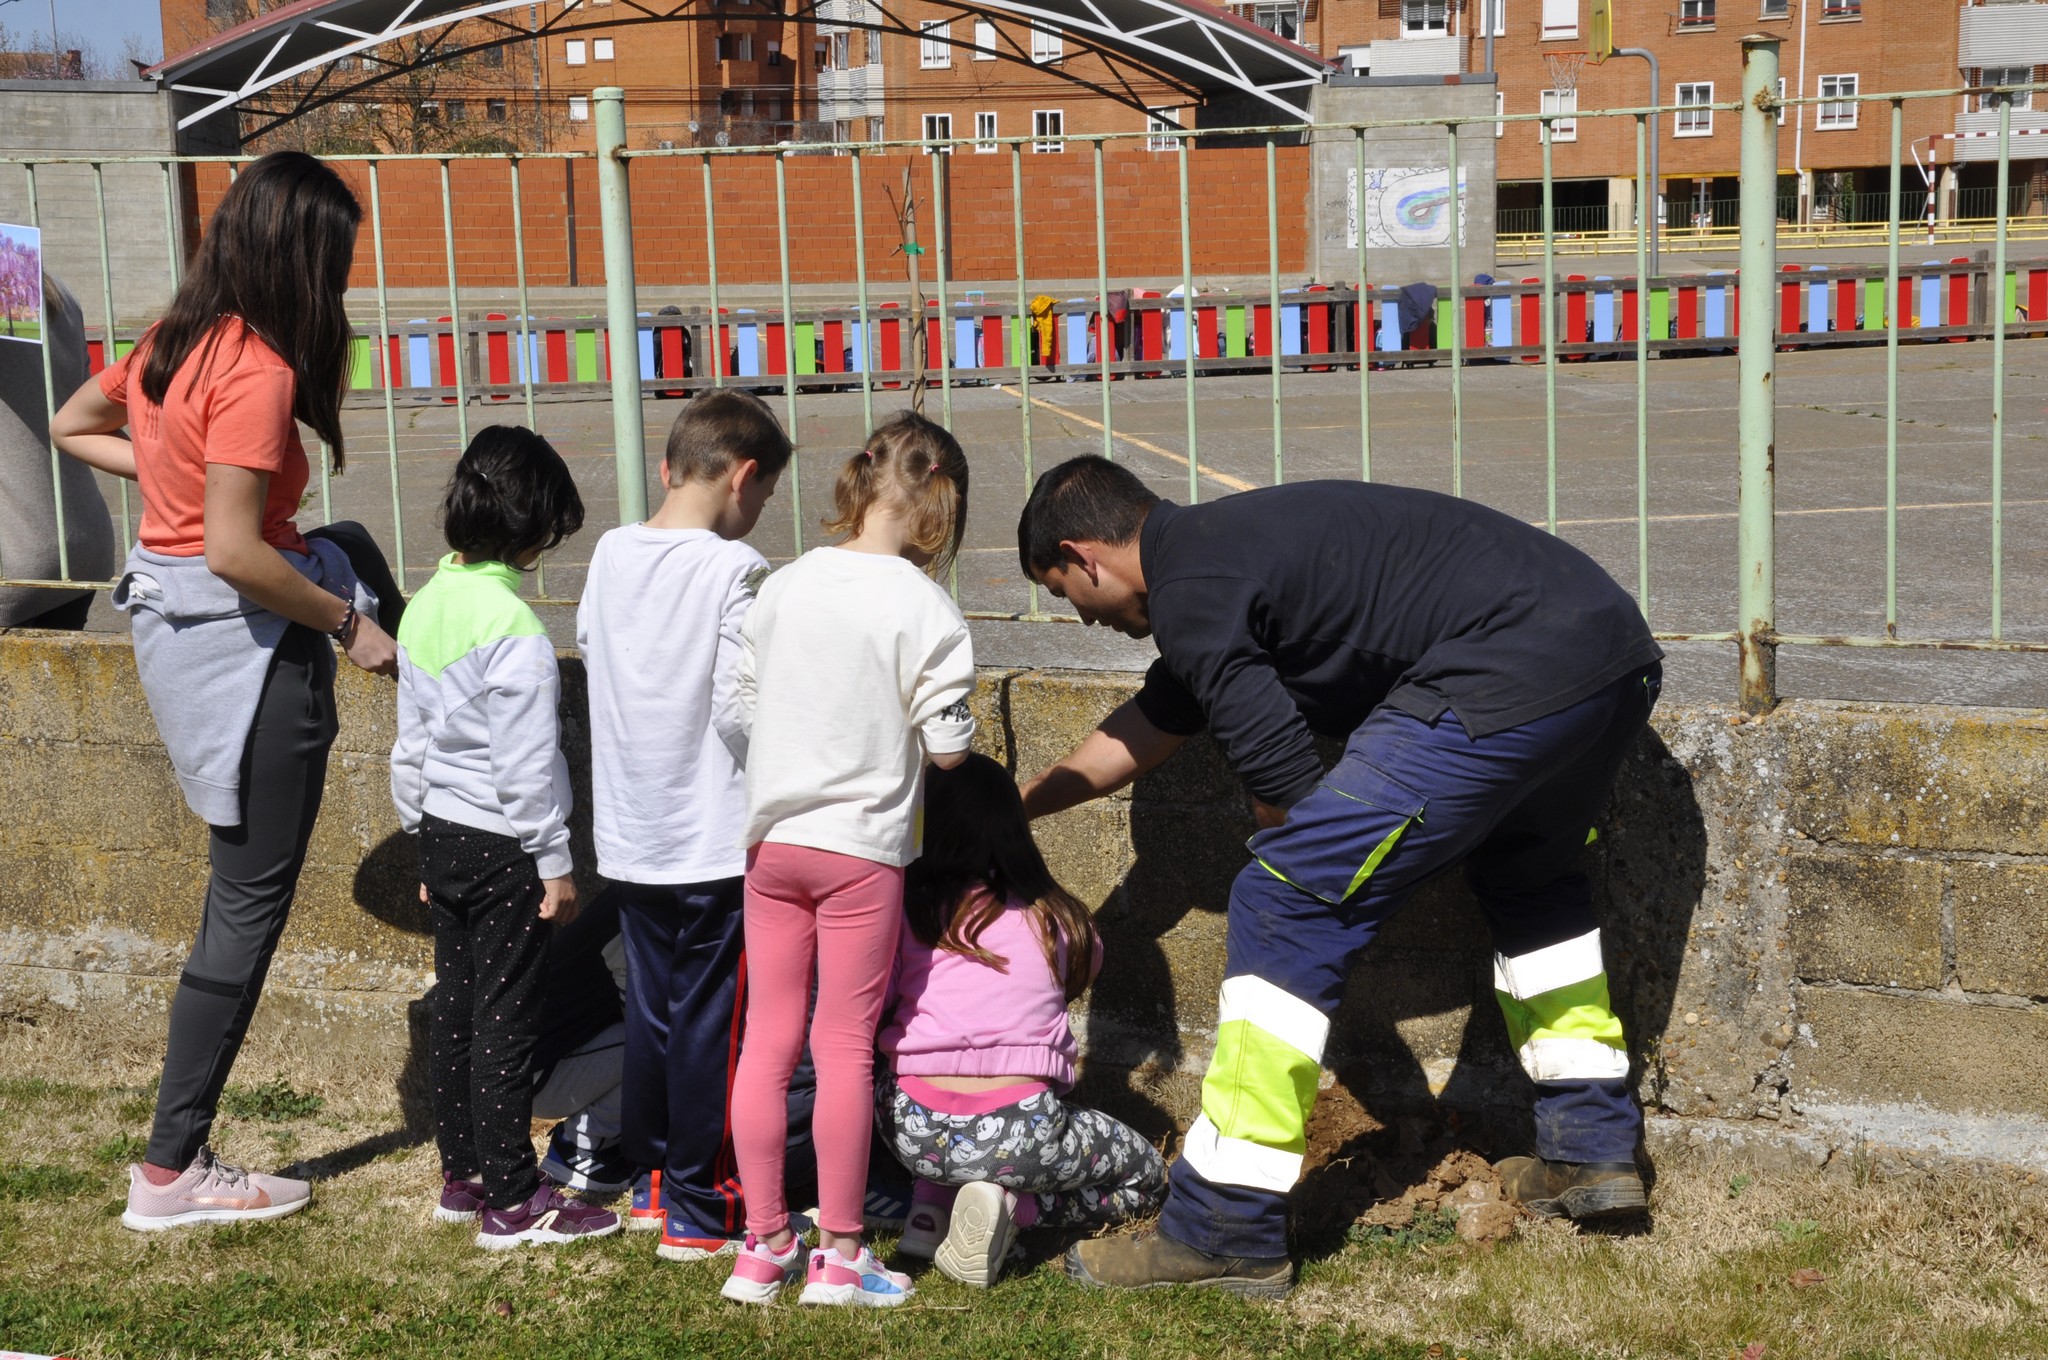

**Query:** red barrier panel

left=86, top=338, right=105, bottom=372
left=2031, top=267, right=2048, bottom=324
left=1519, top=279, right=1541, bottom=362
left=1780, top=265, right=1803, bottom=334
left=1676, top=284, right=1699, bottom=340
left=1140, top=306, right=1164, bottom=369
left=1837, top=277, right=1859, bottom=332
left=1096, top=313, right=1117, bottom=375
left=822, top=320, right=845, bottom=374
left=544, top=328, right=569, bottom=384
left=1622, top=280, right=1640, bottom=342
left=1948, top=257, right=1970, bottom=339
left=485, top=313, right=510, bottom=400
left=603, top=330, right=612, bottom=382
left=1898, top=276, right=1916, bottom=329
left=982, top=315, right=1004, bottom=368
left=1463, top=294, right=1486, bottom=351
left=387, top=335, right=404, bottom=389
left=659, top=326, right=686, bottom=396
left=879, top=302, right=901, bottom=387
left=436, top=315, right=456, bottom=403
left=1306, top=286, right=1332, bottom=371
left=927, top=304, right=943, bottom=383
left=1252, top=302, right=1272, bottom=358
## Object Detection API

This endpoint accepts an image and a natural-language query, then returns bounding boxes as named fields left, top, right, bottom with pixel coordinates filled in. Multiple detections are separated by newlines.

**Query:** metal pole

left=1355, top=128, right=1371, bottom=481
left=437, top=159, right=469, bottom=452
left=1012, top=140, right=1036, bottom=615
left=1884, top=100, right=1902, bottom=638
left=25, top=164, right=66, bottom=581
left=1447, top=123, right=1463, bottom=500
left=773, top=152, right=802, bottom=552
left=1634, top=113, right=1650, bottom=620
left=1093, top=137, right=1112, bottom=455
left=369, top=161, right=407, bottom=590
left=595, top=87, right=648, bottom=525
left=1736, top=35, right=1781, bottom=714
left=1616, top=47, right=1661, bottom=276
left=931, top=148, right=954, bottom=433
left=1539, top=118, right=1555, bottom=521
left=90, top=162, right=130, bottom=548
left=1177, top=133, right=1198, bottom=501
left=1266, top=136, right=1283, bottom=484
left=702, top=154, right=724, bottom=387
left=1991, top=90, right=2012, bottom=641
left=851, top=148, right=875, bottom=434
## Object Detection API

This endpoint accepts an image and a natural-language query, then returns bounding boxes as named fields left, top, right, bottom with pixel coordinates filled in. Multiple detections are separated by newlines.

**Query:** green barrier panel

left=574, top=328, right=599, bottom=383
left=1436, top=297, right=1453, bottom=343
left=1864, top=278, right=1886, bottom=330
left=1225, top=305, right=1248, bottom=358
left=2007, top=270, right=2020, bottom=323
left=1011, top=315, right=1027, bottom=368
left=795, top=322, right=816, bottom=375
left=1647, top=286, right=1670, bottom=342
left=348, top=335, right=373, bottom=390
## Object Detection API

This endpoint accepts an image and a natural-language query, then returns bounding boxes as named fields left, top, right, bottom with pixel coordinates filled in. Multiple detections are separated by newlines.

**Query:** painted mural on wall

left=1346, top=167, right=1469, bottom=250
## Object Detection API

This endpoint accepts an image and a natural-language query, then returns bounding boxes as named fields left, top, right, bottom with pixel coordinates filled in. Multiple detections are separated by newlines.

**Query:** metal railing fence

left=5, top=52, right=2048, bottom=714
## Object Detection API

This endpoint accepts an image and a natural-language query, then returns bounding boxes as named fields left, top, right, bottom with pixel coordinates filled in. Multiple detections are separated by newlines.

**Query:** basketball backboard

left=1589, top=0, right=1610, bottom=61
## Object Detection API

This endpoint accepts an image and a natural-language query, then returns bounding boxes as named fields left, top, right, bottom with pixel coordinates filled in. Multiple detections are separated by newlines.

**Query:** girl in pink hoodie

left=876, top=753, right=1166, bottom=1288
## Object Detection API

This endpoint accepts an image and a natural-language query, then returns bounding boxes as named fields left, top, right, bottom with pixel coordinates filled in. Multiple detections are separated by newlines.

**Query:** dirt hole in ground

left=1292, top=1067, right=1523, bottom=1256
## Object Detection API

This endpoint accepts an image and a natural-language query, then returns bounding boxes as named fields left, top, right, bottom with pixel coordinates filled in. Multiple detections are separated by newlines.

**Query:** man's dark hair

left=442, top=425, right=586, bottom=568
left=1016, top=455, right=1160, bottom=577
left=664, top=389, right=793, bottom=487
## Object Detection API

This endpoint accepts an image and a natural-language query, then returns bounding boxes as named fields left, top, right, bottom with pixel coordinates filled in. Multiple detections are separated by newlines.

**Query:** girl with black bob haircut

left=874, top=752, right=1165, bottom=1290
left=53, top=150, right=404, bottom=1233
left=390, top=424, right=615, bottom=1249
left=440, top=424, right=587, bottom=568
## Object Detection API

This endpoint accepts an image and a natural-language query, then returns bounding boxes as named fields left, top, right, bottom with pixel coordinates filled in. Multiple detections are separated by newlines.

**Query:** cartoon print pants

left=878, top=1071, right=1166, bottom=1228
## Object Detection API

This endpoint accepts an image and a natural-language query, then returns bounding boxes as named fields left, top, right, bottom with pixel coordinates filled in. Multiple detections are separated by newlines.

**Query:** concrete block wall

left=4, top=633, right=2048, bottom=1154
left=0, top=83, right=186, bottom=328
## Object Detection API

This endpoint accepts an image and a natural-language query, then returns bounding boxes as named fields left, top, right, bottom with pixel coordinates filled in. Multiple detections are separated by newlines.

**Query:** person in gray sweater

left=0, top=271, right=114, bottom=628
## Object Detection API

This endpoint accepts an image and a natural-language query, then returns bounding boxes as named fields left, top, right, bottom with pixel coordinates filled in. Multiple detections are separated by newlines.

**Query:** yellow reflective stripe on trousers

left=1194, top=976, right=1328, bottom=1187
left=1253, top=815, right=1413, bottom=906
left=1180, top=1112, right=1304, bottom=1194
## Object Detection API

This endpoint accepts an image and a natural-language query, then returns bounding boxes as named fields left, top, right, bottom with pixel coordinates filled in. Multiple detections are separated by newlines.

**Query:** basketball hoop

left=1544, top=50, right=1589, bottom=96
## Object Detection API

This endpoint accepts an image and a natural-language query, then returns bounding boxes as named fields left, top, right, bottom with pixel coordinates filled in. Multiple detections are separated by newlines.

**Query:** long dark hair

left=441, top=425, right=585, bottom=568
left=905, top=753, right=1100, bottom=1002
left=140, top=151, right=360, bottom=470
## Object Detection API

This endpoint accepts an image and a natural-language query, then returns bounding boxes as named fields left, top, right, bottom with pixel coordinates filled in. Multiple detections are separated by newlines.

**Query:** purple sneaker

left=436, top=1172, right=487, bottom=1224
left=476, top=1184, right=621, bottom=1251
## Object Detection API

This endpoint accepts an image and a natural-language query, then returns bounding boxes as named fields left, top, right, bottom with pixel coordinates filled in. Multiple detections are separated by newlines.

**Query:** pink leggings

left=732, top=842, right=904, bottom=1239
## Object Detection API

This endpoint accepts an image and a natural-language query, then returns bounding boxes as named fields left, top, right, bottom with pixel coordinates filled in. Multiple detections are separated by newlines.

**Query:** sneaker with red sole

left=657, top=1205, right=742, bottom=1262
left=435, top=1172, right=487, bottom=1224
left=121, top=1147, right=310, bottom=1233
left=798, top=1245, right=914, bottom=1308
left=475, top=1184, right=620, bottom=1251
left=719, top=1233, right=806, bottom=1305
left=625, top=1170, right=664, bottom=1233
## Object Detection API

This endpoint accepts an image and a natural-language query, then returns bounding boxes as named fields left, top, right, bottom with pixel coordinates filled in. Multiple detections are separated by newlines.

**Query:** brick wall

left=191, top=142, right=1312, bottom=291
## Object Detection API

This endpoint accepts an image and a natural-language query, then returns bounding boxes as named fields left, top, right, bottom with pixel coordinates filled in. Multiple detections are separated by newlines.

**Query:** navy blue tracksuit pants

left=1158, top=664, right=1660, bottom=1260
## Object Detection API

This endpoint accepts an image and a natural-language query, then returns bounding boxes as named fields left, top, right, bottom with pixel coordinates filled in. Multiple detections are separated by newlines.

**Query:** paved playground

left=61, top=335, right=2048, bottom=708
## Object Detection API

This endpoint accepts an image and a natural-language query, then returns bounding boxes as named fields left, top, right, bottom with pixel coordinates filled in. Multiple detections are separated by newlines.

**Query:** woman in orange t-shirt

left=53, top=152, right=402, bottom=1231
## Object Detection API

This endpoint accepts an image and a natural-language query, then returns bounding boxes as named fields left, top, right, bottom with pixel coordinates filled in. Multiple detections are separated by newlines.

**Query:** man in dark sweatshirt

left=1016, top=456, right=1663, bottom=1297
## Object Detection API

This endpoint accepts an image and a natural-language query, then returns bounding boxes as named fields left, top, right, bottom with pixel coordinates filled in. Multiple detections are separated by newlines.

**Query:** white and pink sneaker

left=798, top=1244, right=914, bottom=1308
left=720, top=1233, right=807, bottom=1305
left=121, top=1147, right=310, bottom=1232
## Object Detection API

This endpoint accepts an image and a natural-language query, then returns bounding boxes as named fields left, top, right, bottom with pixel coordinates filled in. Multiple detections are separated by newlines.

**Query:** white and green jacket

left=390, top=553, right=574, bottom=879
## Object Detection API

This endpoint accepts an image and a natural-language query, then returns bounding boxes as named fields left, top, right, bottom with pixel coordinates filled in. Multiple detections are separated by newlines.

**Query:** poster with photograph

left=0, top=223, right=42, bottom=345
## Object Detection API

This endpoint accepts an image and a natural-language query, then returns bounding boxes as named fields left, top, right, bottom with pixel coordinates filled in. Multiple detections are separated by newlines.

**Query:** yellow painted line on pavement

left=996, top=384, right=1259, bottom=494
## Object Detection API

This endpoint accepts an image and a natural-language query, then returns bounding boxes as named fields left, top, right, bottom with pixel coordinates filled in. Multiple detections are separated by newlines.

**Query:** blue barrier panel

left=406, top=321, right=432, bottom=389
left=954, top=316, right=979, bottom=370
left=1489, top=295, right=1512, bottom=348
left=1808, top=266, right=1831, bottom=333
left=1281, top=291, right=1303, bottom=357
left=1919, top=266, right=1943, bottom=329
left=1704, top=275, right=1729, bottom=340
left=1378, top=295, right=1402, bottom=351
left=1065, top=310, right=1091, bottom=370
left=1593, top=278, right=1617, bottom=344
left=736, top=312, right=761, bottom=378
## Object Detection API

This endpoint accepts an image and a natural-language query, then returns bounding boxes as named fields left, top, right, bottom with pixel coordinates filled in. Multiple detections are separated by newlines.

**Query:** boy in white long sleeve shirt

left=574, top=391, right=792, bottom=1259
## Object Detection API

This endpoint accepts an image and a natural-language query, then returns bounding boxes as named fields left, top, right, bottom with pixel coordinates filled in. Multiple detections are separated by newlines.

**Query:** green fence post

left=1737, top=35, right=1780, bottom=714
left=595, top=87, right=647, bottom=525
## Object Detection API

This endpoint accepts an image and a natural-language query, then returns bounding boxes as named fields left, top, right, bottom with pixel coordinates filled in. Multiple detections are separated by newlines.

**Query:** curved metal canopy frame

left=151, top=0, right=1334, bottom=146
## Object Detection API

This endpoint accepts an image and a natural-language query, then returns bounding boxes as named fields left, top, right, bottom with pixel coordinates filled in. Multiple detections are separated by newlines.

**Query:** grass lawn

left=2, top=1052, right=2047, bottom=1359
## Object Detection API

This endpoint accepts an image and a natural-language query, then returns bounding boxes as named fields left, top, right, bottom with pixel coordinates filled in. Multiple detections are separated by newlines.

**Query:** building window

left=565, top=38, right=586, bottom=65
left=973, top=19, right=997, bottom=58
left=447, top=99, right=468, bottom=121
left=1032, top=108, right=1064, bottom=152
left=1678, top=0, right=1714, bottom=27
left=1540, top=0, right=1576, bottom=40
left=1032, top=24, right=1062, bottom=62
left=205, top=0, right=248, bottom=22
left=1494, top=90, right=1506, bottom=137
left=1776, top=76, right=1786, bottom=125
left=1675, top=81, right=1713, bottom=136
left=740, top=91, right=756, bottom=117
left=568, top=96, right=590, bottom=122
left=974, top=110, right=998, bottom=151
left=1481, top=0, right=1506, bottom=37
left=1147, top=107, right=1182, bottom=152
left=1253, top=2, right=1301, bottom=40
left=1539, top=87, right=1577, bottom=141
left=717, top=33, right=753, bottom=61
left=868, top=116, right=885, bottom=143
left=593, top=37, right=614, bottom=60
left=1980, top=66, right=2036, bottom=113
left=923, top=112, right=953, bottom=152
left=921, top=20, right=951, bottom=68
left=1402, top=0, right=1447, bottom=33
left=766, top=40, right=781, bottom=64
left=828, top=32, right=849, bottom=69
left=1760, top=0, right=1788, bottom=16
left=486, top=98, right=508, bottom=122
left=1819, top=0, right=1858, bottom=16
left=1816, top=73, right=1857, bottom=127
left=1337, top=45, right=1369, bottom=75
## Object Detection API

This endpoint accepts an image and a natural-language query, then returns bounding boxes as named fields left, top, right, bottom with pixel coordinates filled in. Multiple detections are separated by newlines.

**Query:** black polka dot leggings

left=421, top=813, right=551, bottom=1211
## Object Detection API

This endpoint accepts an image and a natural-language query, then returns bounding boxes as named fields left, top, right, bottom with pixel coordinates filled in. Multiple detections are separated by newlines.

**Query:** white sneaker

left=898, top=1195, right=951, bottom=1259
left=934, top=1182, right=1020, bottom=1288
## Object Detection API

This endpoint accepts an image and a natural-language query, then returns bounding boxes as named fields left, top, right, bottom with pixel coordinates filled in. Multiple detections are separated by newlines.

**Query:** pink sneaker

left=720, top=1233, right=807, bottom=1305
left=121, top=1147, right=310, bottom=1232
left=798, top=1244, right=914, bottom=1308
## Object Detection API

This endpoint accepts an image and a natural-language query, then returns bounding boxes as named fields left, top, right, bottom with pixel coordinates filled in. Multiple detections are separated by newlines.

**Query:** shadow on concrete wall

left=1070, top=724, right=1707, bottom=1189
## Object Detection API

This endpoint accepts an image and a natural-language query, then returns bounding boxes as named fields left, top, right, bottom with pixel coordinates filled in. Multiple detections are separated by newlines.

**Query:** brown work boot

left=1494, top=1156, right=1647, bottom=1221
left=1065, top=1228, right=1293, bottom=1299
